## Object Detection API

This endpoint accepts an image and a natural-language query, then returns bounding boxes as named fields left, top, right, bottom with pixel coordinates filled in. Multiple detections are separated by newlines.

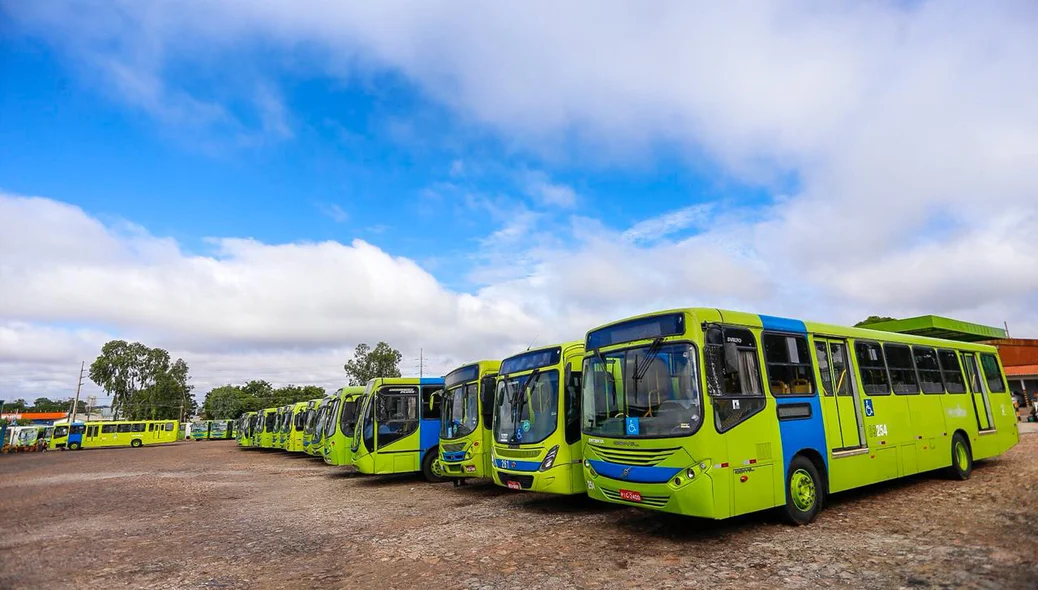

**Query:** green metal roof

left=863, top=315, right=1006, bottom=342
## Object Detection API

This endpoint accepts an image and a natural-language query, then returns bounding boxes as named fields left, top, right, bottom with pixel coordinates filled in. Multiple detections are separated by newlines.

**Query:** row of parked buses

left=49, top=420, right=180, bottom=450
left=236, top=306, right=1020, bottom=524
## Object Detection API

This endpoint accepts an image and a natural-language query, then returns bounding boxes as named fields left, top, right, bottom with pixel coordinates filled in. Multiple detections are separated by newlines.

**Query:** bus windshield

left=581, top=342, right=702, bottom=439
left=323, top=400, right=340, bottom=437
left=494, top=370, right=560, bottom=445
left=441, top=383, right=479, bottom=440
left=54, top=426, right=69, bottom=438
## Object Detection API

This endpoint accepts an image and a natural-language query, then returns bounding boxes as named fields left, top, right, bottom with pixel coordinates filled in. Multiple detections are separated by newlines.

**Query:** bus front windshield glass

left=582, top=342, right=702, bottom=439
left=441, top=383, right=479, bottom=440
left=494, top=370, right=560, bottom=445
left=54, top=426, right=69, bottom=438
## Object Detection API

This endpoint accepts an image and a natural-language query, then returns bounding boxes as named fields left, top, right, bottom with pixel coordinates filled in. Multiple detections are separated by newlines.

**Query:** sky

left=1, top=1, right=1037, bottom=406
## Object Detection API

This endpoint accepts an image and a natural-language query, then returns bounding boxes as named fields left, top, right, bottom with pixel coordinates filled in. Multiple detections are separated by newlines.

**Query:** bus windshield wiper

left=511, top=369, right=539, bottom=442
left=632, top=337, right=665, bottom=394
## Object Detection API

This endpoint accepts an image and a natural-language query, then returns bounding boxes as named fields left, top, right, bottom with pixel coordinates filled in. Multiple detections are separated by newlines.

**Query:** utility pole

left=69, top=361, right=85, bottom=424
left=419, top=348, right=424, bottom=380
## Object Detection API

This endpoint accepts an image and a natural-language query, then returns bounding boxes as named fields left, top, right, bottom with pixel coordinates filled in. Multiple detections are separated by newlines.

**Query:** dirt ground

left=1, top=432, right=1036, bottom=590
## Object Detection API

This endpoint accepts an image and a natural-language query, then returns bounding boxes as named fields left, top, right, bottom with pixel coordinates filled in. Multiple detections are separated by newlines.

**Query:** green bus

left=351, top=377, right=446, bottom=482
left=274, top=405, right=293, bottom=450
left=322, top=386, right=367, bottom=466
left=285, top=401, right=309, bottom=452
left=191, top=420, right=235, bottom=441
left=308, top=396, right=335, bottom=457
left=491, top=342, right=586, bottom=494
left=579, top=308, right=1020, bottom=524
left=256, top=407, right=277, bottom=449
left=300, top=397, right=325, bottom=455
left=237, top=412, right=256, bottom=447
left=50, top=420, right=180, bottom=450
left=439, top=361, right=501, bottom=480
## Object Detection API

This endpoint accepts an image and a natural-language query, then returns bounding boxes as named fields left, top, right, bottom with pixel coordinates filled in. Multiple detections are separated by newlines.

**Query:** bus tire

left=783, top=455, right=823, bottom=526
left=130, top=439, right=143, bottom=448
left=947, top=433, right=972, bottom=480
left=421, top=449, right=447, bottom=483
left=69, top=442, right=81, bottom=450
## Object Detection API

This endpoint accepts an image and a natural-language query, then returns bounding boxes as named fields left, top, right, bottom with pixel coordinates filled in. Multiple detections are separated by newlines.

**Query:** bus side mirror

left=723, top=342, right=740, bottom=374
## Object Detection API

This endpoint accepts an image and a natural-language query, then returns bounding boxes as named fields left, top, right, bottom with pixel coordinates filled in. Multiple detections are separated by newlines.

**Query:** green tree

left=343, top=342, right=402, bottom=386
left=854, top=316, right=897, bottom=327
left=6, top=399, right=28, bottom=412
left=240, top=380, right=275, bottom=411
left=202, top=385, right=249, bottom=419
left=89, top=340, right=194, bottom=420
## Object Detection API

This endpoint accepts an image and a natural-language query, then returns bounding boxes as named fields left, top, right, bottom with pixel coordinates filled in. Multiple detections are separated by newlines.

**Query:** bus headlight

left=686, top=467, right=696, bottom=480
left=539, top=445, right=559, bottom=472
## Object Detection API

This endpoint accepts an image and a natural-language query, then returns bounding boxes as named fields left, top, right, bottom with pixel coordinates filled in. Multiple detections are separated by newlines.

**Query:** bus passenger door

left=962, top=353, right=993, bottom=431
left=815, top=339, right=864, bottom=451
left=376, top=387, right=421, bottom=472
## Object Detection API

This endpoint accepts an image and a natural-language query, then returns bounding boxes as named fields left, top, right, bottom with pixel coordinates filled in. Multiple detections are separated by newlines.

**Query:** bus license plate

left=619, top=489, right=642, bottom=502
left=507, top=481, right=522, bottom=490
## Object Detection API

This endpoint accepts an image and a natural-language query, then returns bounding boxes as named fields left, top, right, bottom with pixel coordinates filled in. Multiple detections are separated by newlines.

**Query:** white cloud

left=521, top=170, right=577, bottom=208
left=316, top=202, right=349, bottom=223
left=2, top=2, right=1038, bottom=397
left=622, top=204, right=713, bottom=243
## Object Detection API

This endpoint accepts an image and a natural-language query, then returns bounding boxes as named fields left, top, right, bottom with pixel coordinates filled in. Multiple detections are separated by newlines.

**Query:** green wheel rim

left=955, top=441, right=968, bottom=471
left=790, top=469, right=816, bottom=512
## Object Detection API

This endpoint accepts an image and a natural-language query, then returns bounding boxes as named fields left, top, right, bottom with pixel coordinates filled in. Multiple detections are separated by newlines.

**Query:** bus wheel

left=947, top=433, right=972, bottom=480
left=130, top=439, right=143, bottom=448
left=69, top=442, right=81, bottom=450
left=422, top=449, right=447, bottom=483
left=783, top=456, right=823, bottom=526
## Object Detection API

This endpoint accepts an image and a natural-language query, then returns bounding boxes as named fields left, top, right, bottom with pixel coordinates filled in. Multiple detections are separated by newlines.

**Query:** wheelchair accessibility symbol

left=863, top=398, right=875, bottom=418
left=625, top=417, right=640, bottom=435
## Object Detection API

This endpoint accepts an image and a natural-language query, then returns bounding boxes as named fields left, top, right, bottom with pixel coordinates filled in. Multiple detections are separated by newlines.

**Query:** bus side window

left=855, top=341, right=890, bottom=395
left=763, top=334, right=815, bottom=396
left=564, top=369, right=582, bottom=445
left=101, top=424, right=116, bottom=434
left=480, top=375, right=496, bottom=430
left=705, top=326, right=765, bottom=433
left=421, top=386, right=443, bottom=420
left=164, top=423, right=175, bottom=431
left=979, top=354, right=1007, bottom=393
left=70, top=424, right=85, bottom=435
left=938, top=349, right=966, bottom=393
left=884, top=344, right=920, bottom=395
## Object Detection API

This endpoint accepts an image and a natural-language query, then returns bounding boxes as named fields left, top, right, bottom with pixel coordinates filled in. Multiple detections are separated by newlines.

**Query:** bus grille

left=497, top=472, right=535, bottom=489
left=441, top=442, right=466, bottom=454
left=589, top=445, right=680, bottom=466
left=495, top=447, right=541, bottom=459
left=601, top=487, right=670, bottom=508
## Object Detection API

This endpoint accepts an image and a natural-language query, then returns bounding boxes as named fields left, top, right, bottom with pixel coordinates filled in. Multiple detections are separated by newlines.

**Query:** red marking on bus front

left=619, top=489, right=642, bottom=502
left=506, top=481, right=522, bottom=490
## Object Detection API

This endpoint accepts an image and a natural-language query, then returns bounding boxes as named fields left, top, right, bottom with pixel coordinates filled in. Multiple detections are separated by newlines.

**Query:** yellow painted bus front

left=439, top=360, right=501, bottom=479
left=491, top=342, right=587, bottom=495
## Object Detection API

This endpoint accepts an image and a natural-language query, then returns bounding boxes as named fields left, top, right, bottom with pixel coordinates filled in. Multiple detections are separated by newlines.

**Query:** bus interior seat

left=791, top=379, right=812, bottom=394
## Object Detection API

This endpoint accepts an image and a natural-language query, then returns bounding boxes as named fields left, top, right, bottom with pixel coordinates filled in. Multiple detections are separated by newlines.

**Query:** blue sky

left=1, top=1, right=1036, bottom=403
left=1, top=31, right=769, bottom=288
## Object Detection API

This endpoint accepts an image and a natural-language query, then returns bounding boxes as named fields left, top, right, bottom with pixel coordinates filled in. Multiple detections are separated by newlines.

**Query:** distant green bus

left=439, top=360, right=500, bottom=479
left=491, top=342, right=586, bottom=494
left=191, top=420, right=234, bottom=441
left=256, top=408, right=277, bottom=449
left=307, top=396, right=335, bottom=457
left=237, top=412, right=256, bottom=446
left=579, top=308, right=1020, bottom=524
left=323, top=386, right=367, bottom=466
left=300, top=397, right=325, bottom=455
left=50, top=420, right=179, bottom=450
left=285, top=401, right=309, bottom=452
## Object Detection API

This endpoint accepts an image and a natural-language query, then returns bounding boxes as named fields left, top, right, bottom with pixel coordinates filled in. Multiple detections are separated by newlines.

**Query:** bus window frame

left=854, top=340, right=891, bottom=396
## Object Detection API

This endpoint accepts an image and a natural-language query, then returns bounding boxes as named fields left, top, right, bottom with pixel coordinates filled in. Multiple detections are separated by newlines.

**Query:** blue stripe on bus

left=419, top=419, right=440, bottom=453
left=759, top=315, right=807, bottom=334
left=419, top=377, right=445, bottom=385
left=587, top=460, right=683, bottom=484
left=774, top=396, right=828, bottom=477
left=442, top=451, right=467, bottom=462
left=494, top=458, right=541, bottom=472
